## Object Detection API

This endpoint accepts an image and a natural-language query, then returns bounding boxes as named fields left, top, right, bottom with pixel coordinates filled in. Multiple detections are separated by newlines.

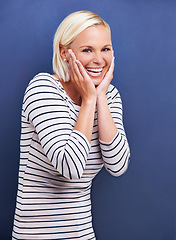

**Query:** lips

left=86, top=67, right=103, bottom=77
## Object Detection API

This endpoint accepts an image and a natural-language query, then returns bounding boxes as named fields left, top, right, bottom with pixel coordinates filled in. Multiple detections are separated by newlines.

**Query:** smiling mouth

left=86, top=67, right=103, bottom=77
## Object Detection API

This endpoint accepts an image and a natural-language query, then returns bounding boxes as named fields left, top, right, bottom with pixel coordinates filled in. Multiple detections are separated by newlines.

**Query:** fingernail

left=68, top=49, right=72, bottom=54
left=75, top=60, right=80, bottom=64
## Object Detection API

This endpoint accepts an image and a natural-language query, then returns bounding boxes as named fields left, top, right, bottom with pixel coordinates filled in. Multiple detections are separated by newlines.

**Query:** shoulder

left=28, top=72, right=61, bottom=89
left=24, top=72, right=64, bottom=96
left=22, top=73, right=67, bottom=107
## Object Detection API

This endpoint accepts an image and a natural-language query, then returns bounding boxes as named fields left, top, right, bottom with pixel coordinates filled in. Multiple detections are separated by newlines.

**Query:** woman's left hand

left=96, top=56, right=115, bottom=97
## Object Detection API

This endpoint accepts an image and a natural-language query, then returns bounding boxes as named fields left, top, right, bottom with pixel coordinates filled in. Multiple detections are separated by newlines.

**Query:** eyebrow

left=79, top=44, right=112, bottom=49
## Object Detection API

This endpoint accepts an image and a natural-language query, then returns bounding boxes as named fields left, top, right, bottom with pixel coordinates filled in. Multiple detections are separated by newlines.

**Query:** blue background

left=0, top=0, right=176, bottom=239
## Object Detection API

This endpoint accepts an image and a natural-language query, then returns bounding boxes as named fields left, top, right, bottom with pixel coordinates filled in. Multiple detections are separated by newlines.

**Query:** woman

left=12, top=10, right=130, bottom=240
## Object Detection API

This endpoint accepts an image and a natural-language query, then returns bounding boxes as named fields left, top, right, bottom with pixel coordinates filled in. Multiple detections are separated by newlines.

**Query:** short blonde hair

left=52, top=10, right=111, bottom=82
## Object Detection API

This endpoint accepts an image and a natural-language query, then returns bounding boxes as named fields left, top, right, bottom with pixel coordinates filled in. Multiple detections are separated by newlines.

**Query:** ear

left=60, top=45, right=68, bottom=61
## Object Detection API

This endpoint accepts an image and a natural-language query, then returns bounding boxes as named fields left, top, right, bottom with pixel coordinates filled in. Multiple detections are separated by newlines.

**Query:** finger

left=69, top=49, right=91, bottom=82
left=68, top=49, right=76, bottom=60
left=75, top=60, right=90, bottom=80
left=109, top=56, right=115, bottom=71
left=68, top=53, right=75, bottom=80
left=68, top=50, right=78, bottom=77
left=112, top=49, right=114, bottom=58
left=71, top=57, right=84, bottom=81
left=70, top=51, right=86, bottom=79
left=68, top=50, right=84, bottom=83
left=98, top=57, right=114, bottom=93
left=104, top=56, right=114, bottom=80
left=69, top=50, right=93, bottom=88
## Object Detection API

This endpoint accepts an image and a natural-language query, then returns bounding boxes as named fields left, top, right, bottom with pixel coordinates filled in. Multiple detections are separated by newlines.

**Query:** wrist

left=96, top=92, right=107, bottom=103
left=81, top=96, right=96, bottom=107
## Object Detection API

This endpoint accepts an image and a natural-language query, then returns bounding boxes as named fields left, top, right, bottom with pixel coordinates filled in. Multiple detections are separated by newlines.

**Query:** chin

left=92, top=79, right=102, bottom=86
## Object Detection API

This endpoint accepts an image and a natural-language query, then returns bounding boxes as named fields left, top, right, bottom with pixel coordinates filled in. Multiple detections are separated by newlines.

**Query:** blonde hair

left=52, top=10, right=111, bottom=82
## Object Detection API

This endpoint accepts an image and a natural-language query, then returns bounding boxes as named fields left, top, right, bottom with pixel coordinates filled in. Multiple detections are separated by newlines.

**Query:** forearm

left=97, top=94, right=118, bottom=142
left=74, top=98, right=96, bottom=143
left=97, top=87, right=130, bottom=177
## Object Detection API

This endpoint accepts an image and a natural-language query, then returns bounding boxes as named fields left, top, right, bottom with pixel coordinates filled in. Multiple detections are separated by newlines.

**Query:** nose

left=92, top=52, right=104, bottom=65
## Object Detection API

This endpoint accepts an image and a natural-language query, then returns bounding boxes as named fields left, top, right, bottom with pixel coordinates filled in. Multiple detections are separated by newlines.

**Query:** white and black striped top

left=12, top=73, right=130, bottom=240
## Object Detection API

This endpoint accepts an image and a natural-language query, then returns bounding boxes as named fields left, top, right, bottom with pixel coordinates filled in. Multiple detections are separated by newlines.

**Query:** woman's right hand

left=68, top=49, right=97, bottom=104
left=68, top=49, right=96, bottom=143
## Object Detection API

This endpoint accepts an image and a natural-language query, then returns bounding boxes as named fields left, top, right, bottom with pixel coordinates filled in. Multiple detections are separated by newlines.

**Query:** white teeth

left=87, top=68, right=103, bottom=73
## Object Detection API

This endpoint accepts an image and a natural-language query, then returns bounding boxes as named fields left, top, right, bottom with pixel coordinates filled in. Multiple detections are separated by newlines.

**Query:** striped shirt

left=12, top=73, right=130, bottom=239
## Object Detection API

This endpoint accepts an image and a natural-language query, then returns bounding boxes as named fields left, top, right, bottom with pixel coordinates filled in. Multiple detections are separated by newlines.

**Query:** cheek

left=105, top=56, right=112, bottom=68
left=107, top=52, right=113, bottom=62
left=76, top=54, right=90, bottom=67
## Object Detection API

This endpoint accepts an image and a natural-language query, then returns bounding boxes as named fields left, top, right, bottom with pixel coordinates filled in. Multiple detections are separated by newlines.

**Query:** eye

left=102, top=47, right=111, bottom=52
left=82, top=48, right=92, bottom=53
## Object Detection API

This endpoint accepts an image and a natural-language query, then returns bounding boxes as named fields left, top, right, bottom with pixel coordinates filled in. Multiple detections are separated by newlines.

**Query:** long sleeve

left=99, top=85, right=130, bottom=176
left=23, top=73, right=90, bottom=180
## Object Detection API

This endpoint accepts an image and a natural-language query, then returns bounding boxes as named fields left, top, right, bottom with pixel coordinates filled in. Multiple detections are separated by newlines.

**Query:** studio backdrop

left=0, top=0, right=176, bottom=239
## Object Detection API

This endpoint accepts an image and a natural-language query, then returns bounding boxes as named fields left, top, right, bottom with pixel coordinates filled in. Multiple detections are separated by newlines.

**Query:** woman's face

left=68, top=24, right=113, bottom=86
